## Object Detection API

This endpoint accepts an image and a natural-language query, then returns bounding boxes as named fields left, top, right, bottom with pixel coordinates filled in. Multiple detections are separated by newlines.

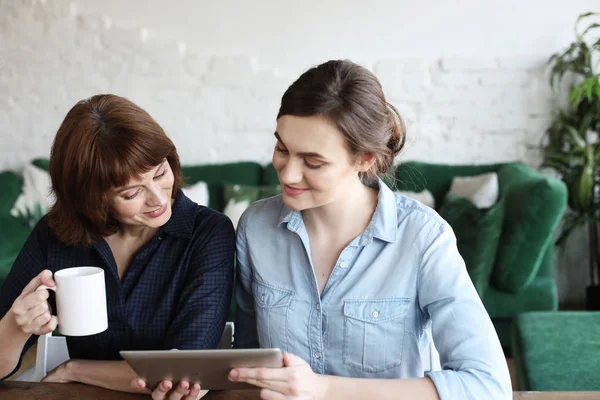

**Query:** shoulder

left=191, top=205, right=235, bottom=239
left=237, top=194, right=286, bottom=232
left=393, top=192, right=449, bottom=242
left=27, top=214, right=52, bottom=246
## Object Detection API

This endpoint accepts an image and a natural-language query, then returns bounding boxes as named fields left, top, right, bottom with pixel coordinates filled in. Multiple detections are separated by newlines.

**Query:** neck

left=302, top=179, right=378, bottom=241
left=112, top=224, right=159, bottom=243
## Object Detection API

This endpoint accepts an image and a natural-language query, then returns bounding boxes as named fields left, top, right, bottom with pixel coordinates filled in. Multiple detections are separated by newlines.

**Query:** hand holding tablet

left=121, top=348, right=283, bottom=391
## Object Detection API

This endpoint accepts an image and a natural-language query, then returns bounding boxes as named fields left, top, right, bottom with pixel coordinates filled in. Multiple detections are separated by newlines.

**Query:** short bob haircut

left=47, top=94, right=183, bottom=247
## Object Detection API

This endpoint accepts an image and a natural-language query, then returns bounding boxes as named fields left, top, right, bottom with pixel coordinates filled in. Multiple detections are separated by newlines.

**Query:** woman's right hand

left=9, top=269, right=58, bottom=336
left=131, top=378, right=207, bottom=400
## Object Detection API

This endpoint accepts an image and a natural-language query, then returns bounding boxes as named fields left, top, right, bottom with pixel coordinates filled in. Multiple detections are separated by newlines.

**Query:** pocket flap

left=253, top=281, right=294, bottom=308
left=343, top=298, right=410, bottom=323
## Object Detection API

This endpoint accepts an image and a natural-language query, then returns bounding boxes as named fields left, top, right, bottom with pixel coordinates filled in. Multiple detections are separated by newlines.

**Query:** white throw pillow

left=448, top=172, right=499, bottom=209
left=223, top=198, right=251, bottom=230
left=10, top=164, right=54, bottom=221
left=395, top=189, right=435, bottom=208
left=182, top=181, right=209, bottom=207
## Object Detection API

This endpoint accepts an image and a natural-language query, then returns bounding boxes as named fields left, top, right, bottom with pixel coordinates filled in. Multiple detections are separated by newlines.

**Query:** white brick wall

left=1, top=0, right=598, bottom=306
left=3, top=0, right=593, bottom=172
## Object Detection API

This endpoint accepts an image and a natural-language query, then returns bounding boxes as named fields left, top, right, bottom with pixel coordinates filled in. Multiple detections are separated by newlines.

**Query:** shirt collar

left=277, top=178, right=397, bottom=244
left=160, top=189, right=196, bottom=239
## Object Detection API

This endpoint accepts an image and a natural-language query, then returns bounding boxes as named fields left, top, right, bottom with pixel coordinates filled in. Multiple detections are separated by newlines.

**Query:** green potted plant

left=542, top=11, right=600, bottom=309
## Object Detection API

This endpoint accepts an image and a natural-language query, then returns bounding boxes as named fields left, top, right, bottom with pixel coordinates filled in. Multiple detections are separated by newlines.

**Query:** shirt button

left=260, top=295, right=265, bottom=301
left=157, top=236, right=163, bottom=241
left=314, top=352, right=321, bottom=359
left=316, top=304, right=321, bottom=311
left=372, top=311, right=379, bottom=318
left=339, top=262, right=347, bottom=269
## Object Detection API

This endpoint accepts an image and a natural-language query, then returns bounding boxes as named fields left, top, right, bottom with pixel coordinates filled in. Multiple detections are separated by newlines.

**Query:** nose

left=278, top=158, right=303, bottom=185
left=145, top=183, right=167, bottom=208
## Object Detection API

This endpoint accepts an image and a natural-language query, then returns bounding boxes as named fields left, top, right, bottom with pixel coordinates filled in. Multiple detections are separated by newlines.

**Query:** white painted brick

left=375, top=59, right=431, bottom=102
left=0, top=0, right=564, bottom=175
left=476, top=71, right=534, bottom=87
left=439, top=58, right=498, bottom=72
left=431, top=71, right=480, bottom=88
left=375, top=59, right=430, bottom=74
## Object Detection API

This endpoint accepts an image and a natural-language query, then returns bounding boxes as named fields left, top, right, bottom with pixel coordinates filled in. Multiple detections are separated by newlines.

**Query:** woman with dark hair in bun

left=231, top=60, right=511, bottom=400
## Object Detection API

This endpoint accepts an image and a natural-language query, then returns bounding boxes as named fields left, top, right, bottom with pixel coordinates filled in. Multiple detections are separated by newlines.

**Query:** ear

left=355, top=153, right=376, bottom=173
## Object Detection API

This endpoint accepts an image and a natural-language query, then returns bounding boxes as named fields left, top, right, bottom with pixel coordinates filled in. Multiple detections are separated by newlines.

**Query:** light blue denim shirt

left=234, top=180, right=512, bottom=400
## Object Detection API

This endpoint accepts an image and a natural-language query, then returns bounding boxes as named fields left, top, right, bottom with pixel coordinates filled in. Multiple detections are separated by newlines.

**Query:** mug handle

left=36, top=284, right=56, bottom=293
left=35, top=285, right=58, bottom=329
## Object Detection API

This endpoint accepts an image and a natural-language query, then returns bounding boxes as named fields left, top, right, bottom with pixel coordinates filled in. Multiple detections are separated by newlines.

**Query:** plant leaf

left=566, top=125, right=587, bottom=149
left=581, top=22, right=600, bottom=38
left=577, top=11, right=597, bottom=23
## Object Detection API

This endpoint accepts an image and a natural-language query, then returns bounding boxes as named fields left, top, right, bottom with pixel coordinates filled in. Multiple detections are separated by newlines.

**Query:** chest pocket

left=343, top=298, right=410, bottom=373
left=253, top=280, right=294, bottom=351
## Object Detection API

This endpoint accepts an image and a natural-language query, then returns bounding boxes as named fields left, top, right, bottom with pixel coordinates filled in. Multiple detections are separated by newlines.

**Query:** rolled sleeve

left=0, top=217, right=49, bottom=380
left=418, top=222, right=512, bottom=400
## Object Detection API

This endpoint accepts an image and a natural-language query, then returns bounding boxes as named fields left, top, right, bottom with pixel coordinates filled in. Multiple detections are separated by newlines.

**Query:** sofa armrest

left=492, top=163, right=567, bottom=292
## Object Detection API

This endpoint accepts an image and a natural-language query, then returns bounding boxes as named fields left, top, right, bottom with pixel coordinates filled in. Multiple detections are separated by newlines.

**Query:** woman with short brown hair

left=0, top=94, right=233, bottom=399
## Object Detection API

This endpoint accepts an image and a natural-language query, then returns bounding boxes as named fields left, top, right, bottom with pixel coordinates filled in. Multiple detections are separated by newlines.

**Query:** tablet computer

left=120, top=348, right=283, bottom=390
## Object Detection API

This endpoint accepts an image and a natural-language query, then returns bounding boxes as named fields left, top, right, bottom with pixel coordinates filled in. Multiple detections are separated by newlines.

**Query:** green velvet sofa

left=0, top=159, right=568, bottom=354
left=395, top=161, right=568, bottom=353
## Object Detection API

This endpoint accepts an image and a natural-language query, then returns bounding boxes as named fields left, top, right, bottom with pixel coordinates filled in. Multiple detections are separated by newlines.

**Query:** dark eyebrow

left=274, top=131, right=328, bottom=160
left=116, top=160, right=167, bottom=193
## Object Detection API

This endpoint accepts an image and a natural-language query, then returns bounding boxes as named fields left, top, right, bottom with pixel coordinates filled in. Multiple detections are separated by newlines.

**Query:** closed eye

left=154, top=169, right=167, bottom=180
left=122, top=189, right=141, bottom=200
left=305, top=161, right=322, bottom=169
left=275, top=145, right=289, bottom=154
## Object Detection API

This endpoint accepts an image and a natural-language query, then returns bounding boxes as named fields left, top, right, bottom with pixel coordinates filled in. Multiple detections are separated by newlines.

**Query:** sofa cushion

left=223, top=183, right=281, bottom=229
left=493, top=163, right=567, bottom=292
left=181, top=181, right=209, bottom=207
left=10, top=164, right=53, bottom=230
left=395, top=162, right=502, bottom=208
left=439, top=193, right=504, bottom=296
left=512, top=311, right=600, bottom=391
left=181, top=162, right=263, bottom=211
left=483, top=276, right=557, bottom=319
left=448, top=172, right=499, bottom=209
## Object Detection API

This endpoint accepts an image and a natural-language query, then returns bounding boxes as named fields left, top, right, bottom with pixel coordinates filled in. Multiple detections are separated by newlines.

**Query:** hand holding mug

left=36, top=266, right=108, bottom=336
left=9, top=269, right=58, bottom=336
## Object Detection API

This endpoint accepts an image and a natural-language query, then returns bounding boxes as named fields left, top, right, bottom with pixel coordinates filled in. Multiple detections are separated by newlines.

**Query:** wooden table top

left=1, top=382, right=599, bottom=399
left=0, top=381, right=261, bottom=399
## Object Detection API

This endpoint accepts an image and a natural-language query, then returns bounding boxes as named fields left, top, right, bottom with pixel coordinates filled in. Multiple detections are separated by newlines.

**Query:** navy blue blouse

left=0, top=191, right=235, bottom=379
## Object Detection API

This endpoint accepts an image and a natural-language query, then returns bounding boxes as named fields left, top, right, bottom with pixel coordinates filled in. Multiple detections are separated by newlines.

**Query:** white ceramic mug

left=37, top=266, right=108, bottom=336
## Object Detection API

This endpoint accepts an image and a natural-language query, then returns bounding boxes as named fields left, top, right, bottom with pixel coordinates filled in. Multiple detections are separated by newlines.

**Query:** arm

left=43, top=359, right=148, bottom=394
left=52, top=213, right=234, bottom=396
left=0, top=219, right=55, bottom=380
left=324, top=375, right=438, bottom=400
left=45, top=359, right=204, bottom=397
left=418, top=222, right=512, bottom=400
left=232, top=212, right=259, bottom=349
left=231, top=352, right=440, bottom=400
left=232, top=221, right=511, bottom=400
left=163, top=213, right=236, bottom=350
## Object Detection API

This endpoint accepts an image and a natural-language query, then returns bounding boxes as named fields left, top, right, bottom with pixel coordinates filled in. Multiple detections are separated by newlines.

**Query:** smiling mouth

left=144, top=204, right=167, bottom=218
left=283, top=185, right=309, bottom=197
